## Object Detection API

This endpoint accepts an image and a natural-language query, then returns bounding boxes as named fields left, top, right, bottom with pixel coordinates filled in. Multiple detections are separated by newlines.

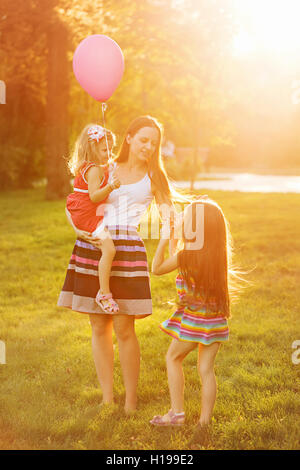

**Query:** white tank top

left=101, top=164, right=154, bottom=229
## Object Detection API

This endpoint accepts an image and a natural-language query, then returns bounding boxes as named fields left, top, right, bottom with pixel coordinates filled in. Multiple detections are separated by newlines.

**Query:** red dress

left=66, top=162, right=109, bottom=233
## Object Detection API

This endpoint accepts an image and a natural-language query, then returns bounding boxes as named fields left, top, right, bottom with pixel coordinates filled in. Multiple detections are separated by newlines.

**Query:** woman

left=58, top=115, right=177, bottom=414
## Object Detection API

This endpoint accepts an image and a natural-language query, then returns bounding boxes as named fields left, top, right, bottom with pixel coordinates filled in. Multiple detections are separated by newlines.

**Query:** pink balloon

left=73, top=35, right=124, bottom=102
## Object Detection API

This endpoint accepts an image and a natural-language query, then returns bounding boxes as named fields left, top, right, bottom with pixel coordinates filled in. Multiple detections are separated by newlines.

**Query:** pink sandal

left=95, top=291, right=119, bottom=313
left=150, top=410, right=185, bottom=427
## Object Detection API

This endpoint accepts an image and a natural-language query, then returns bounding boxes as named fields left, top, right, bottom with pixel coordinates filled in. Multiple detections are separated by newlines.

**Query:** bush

left=0, top=141, right=44, bottom=190
left=163, top=155, right=202, bottom=181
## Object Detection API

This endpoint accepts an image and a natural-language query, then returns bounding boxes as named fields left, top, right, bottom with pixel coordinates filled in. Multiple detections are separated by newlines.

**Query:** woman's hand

left=65, top=207, right=102, bottom=248
left=74, top=229, right=103, bottom=248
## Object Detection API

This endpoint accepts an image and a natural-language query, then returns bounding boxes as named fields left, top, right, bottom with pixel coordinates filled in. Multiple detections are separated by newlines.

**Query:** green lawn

left=0, top=188, right=299, bottom=450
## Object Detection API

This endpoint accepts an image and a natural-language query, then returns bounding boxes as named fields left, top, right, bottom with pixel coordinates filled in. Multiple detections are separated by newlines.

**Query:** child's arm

left=152, top=185, right=177, bottom=257
left=169, top=210, right=185, bottom=255
left=152, top=236, right=179, bottom=276
left=86, top=166, right=120, bottom=203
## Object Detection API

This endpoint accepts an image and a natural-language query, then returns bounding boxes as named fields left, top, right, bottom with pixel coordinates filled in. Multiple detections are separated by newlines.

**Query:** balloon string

left=101, top=102, right=110, bottom=162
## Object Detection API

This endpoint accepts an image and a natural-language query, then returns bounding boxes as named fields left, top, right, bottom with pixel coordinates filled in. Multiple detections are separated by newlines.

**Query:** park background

left=0, top=0, right=299, bottom=450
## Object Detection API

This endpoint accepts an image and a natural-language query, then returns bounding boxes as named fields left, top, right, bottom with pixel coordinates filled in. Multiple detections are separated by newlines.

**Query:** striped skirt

left=57, top=225, right=152, bottom=319
left=159, top=307, right=229, bottom=345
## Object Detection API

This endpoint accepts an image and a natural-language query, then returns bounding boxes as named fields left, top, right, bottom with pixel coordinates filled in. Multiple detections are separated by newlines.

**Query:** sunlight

left=232, top=30, right=255, bottom=57
left=233, top=0, right=300, bottom=57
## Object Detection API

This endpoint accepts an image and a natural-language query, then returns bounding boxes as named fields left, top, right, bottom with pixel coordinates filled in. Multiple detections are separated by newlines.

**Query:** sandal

left=150, top=409, right=185, bottom=427
left=95, top=291, right=119, bottom=313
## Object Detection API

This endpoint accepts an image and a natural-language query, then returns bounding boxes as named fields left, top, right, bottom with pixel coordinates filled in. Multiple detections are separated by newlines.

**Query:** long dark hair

left=116, top=115, right=179, bottom=202
left=178, top=200, right=233, bottom=317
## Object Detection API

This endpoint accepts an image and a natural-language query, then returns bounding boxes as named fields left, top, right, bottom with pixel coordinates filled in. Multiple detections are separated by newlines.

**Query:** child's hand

left=108, top=172, right=121, bottom=190
left=160, top=221, right=173, bottom=240
left=173, top=211, right=184, bottom=239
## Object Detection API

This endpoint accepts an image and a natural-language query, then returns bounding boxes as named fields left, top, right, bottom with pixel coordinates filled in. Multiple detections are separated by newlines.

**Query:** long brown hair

left=116, top=115, right=188, bottom=204
left=178, top=199, right=236, bottom=318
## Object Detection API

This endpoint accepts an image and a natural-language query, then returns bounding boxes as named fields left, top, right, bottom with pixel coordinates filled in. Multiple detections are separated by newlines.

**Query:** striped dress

left=159, top=274, right=229, bottom=345
left=58, top=168, right=154, bottom=319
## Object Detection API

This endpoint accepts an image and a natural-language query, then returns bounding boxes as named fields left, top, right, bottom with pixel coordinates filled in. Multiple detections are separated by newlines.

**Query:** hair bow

left=87, top=125, right=106, bottom=142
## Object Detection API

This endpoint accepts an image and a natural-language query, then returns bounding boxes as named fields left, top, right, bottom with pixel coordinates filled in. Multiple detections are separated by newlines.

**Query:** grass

left=0, top=188, right=299, bottom=450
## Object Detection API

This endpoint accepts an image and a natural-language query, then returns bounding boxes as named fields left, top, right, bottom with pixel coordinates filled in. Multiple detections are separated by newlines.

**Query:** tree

left=1, top=0, right=238, bottom=192
left=0, top=0, right=48, bottom=189
left=45, top=3, right=71, bottom=199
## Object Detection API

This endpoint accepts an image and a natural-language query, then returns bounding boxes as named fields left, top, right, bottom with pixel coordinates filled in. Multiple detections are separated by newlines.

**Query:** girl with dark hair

left=150, top=199, right=238, bottom=441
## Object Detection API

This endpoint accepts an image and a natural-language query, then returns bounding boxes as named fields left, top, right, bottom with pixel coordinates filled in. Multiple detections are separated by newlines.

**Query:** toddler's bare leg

left=97, top=229, right=116, bottom=294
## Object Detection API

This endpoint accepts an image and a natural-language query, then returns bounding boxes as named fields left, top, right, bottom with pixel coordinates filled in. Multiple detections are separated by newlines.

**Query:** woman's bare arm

left=65, top=207, right=102, bottom=248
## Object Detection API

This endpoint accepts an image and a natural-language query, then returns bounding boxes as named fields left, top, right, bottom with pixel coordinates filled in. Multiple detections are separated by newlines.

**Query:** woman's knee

left=113, top=317, right=135, bottom=342
left=89, top=315, right=112, bottom=337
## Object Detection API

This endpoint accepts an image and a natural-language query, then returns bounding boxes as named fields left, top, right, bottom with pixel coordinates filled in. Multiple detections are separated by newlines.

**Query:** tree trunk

left=45, top=16, right=70, bottom=200
left=190, top=120, right=201, bottom=191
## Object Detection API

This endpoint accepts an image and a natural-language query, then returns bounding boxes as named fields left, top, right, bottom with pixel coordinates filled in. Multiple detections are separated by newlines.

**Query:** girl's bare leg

left=97, top=230, right=116, bottom=295
left=113, top=315, right=140, bottom=413
left=89, top=314, right=114, bottom=404
left=166, top=339, right=197, bottom=415
left=197, top=342, right=220, bottom=425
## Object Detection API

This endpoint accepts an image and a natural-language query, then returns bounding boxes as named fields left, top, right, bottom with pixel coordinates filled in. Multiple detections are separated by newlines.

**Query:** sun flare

left=233, top=0, right=300, bottom=58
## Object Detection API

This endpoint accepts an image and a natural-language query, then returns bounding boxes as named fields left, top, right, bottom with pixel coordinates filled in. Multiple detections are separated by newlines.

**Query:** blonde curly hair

left=68, top=123, right=115, bottom=176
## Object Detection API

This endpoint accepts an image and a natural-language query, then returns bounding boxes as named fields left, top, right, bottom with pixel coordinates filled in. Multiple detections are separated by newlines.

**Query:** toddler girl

left=66, top=124, right=121, bottom=313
